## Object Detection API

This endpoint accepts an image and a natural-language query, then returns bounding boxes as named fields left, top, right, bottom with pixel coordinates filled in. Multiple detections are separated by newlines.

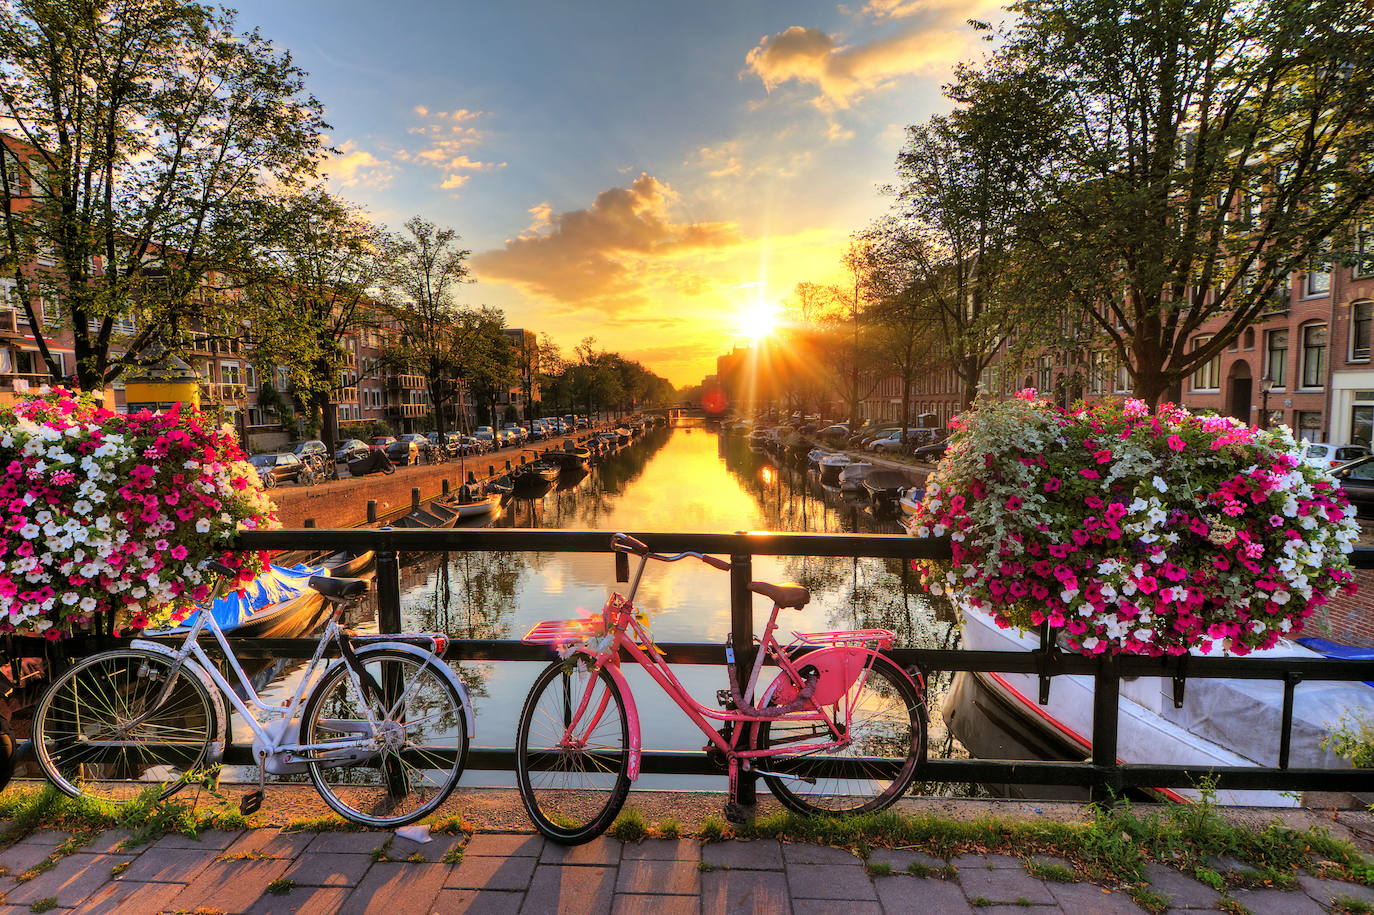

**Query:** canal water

left=244, top=419, right=969, bottom=790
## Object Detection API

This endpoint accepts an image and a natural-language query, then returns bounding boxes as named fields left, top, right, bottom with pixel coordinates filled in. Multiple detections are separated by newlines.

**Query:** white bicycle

left=32, top=568, right=474, bottom=827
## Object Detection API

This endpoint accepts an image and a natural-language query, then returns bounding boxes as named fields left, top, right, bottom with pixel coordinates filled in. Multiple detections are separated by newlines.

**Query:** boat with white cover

left=818, top=453, right=853, bottom=485
left=838, top=461, right=875, bottom=491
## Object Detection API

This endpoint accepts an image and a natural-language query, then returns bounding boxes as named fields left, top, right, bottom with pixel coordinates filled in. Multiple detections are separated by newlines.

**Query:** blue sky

left=233, top=0, right=1001, bottom=384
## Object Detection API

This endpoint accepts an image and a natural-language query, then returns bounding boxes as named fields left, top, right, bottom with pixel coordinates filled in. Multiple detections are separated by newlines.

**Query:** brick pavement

left=0, top=828, right=1370, bottom=914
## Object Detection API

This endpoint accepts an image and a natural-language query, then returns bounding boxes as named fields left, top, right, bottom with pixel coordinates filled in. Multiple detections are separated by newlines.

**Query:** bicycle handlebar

left=609, top=533, right=732, bottom=572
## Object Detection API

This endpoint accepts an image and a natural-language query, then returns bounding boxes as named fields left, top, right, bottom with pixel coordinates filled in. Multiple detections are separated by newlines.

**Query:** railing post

left=1091, top=654, right=1121, bottom=803
left=366, top=500, right=377, bottom=524
left=729, top=536, right=756, bottom=809
left=377, top=534, right=402, bottom=633
left=411, top=488, right=421, bottom=512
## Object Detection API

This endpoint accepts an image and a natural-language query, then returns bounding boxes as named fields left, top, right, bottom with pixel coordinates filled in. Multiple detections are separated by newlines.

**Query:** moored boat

left=818, top=453, right=853, bottom=485
left=838, top=461, right=875, bottom=491
left=861, top=470, right=910, bottom=512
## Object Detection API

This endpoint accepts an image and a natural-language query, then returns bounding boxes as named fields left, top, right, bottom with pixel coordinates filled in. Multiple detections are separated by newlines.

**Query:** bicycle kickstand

left=724, top=759, right=754, bottom=825
left=240, top=751, right=267, bottom=816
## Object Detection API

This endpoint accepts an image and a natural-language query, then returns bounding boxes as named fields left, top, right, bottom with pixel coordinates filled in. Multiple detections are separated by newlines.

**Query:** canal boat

left=435, top=492, right=503, bottom=519
left=898, top=486, right=924, bottom=518
left=818, top=453, right=853, bottom=485
left=947, top=601, right=1374, bottom=806
left=838, top=461, right=875, bottom=492
left=806, top=448, right=831, bottom=474
left=615, top=428, right=633, bottom=446
left=861, top=470, right=911, bottom=512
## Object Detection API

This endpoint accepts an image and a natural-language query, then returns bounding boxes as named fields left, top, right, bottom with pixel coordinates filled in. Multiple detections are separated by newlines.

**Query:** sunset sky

left=234, top=0, right=1003, bottom=387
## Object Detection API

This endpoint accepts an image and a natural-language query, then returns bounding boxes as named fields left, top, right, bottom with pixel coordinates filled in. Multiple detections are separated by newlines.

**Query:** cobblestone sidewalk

left=2, top=827, right=1373, bottom=914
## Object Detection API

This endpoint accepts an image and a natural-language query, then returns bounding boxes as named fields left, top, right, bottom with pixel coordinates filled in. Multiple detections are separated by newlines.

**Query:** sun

left=737, top=301, right=781, bottom=341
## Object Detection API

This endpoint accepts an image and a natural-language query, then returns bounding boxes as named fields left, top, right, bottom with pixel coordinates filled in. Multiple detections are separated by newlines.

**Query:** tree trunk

left=317, top=393, right=339, bottom=456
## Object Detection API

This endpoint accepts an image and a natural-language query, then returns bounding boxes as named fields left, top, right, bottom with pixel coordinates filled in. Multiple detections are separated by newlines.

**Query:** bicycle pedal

left=239, top=789, right=264, bottom=815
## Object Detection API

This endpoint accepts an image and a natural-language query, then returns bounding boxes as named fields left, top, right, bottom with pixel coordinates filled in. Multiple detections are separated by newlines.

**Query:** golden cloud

left=745, top=9, right=983, bottom=110
left=399, top=108, right=503, bottom=192
left=320, top=140, right=396, bottom=189
left=472, top=173, right=742, bottom=309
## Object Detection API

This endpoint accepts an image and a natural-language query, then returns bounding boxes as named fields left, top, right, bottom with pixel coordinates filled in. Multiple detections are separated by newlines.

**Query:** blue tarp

left=1296, top=636, right=1374, bottom=687
left=159, top=564, right=319, bottom=634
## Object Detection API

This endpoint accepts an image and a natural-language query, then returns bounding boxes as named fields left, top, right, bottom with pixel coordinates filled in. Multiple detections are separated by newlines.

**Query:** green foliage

left=265, top=879, right=296, bottom=896
left=656, top=819, right=681, bottom=839
left=698, top=816, right=728, bottom=843
left=865, top=861, right=893, bottom=876
left=1333, top=896, right=1374, bottom=915
left=1025, top=860, right=1075, bottom=882
left=28, top=897, right=57, bottom=913
left=1323, top=715, right=1374, bottom=769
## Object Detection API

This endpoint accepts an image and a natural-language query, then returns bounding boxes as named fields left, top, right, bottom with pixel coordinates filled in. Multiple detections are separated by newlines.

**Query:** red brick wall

left=1318, top=569, right=1374, bottom=648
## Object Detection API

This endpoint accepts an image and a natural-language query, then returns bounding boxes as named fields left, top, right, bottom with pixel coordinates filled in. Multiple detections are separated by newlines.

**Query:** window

left=1037, top=356, right=1052, bottom=392
left=221, top=361, right=241, bottom=386
left=1265, top=329, right=1288, bottom=388
left=245, top=365, right=257, bottom=391
left=1243, top=328, right=1255, bottom=350
left=1191, top=336, right=1220, bottom=390
left=1357, top=224, right=1374, bottom=280
left=1295, top=410, right=1324, bottom=443
left=1300, top=324, right=1327, bottom=388
left=1114, top=363, right=1131, bottom=394
left=1306, top=244, right=1332, bottom=296
left=1353, top=302, right=1373, bottom=362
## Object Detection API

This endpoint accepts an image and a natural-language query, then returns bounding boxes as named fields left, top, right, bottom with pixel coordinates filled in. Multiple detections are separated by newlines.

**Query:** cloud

left=320, top=140, right=396, bottom=189
left=472, top=173, right=743, bottom=310
left=744, top=6, right=984, bottom=109
left=687, top=140, right=813, bottom=181
left=398, top=107, right=504, bottom=192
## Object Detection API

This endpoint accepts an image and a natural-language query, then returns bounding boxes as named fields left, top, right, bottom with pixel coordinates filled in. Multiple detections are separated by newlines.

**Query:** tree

left=892, top=64, right=1059, bottom=409
left=817, top=243, right=884, bottom=425
left=377, top=217, right=473, bottom=435
left=1003, top=0, right=1374, bottom=404
left=863, top=218, right=940, bottom=439
left=0, top=0, right=326, bottom=390
left=457, top=307, right=516, bottom=429
left=244, top=190, right=382, bottom=455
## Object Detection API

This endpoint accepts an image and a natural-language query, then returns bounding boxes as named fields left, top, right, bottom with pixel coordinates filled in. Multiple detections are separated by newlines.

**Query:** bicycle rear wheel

left=515, top=659, right=630, bottom=845
left=755, top=653, right=925, bottom=815
left=301, top=647, right=468, bottom=828
left=33, top=649, right=218, bottom=804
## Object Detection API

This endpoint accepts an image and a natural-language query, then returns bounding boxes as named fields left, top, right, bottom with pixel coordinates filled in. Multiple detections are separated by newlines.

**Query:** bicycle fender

left=567, top=649, right=642, bottom=780
left=127, top=639, right=228, bottom=750
left=763, top=647, right=902, bottom=709
left=326, top=642, right=477, bottom=738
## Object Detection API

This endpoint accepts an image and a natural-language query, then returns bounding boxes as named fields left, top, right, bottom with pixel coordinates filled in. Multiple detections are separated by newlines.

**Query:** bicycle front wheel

left=33, top=649, right=219, bottom=805
left=301, top=648, right=468, bottom=828
left=755, top=653, right=926, bottom=815
left=516, top=659, right=631, bottom=845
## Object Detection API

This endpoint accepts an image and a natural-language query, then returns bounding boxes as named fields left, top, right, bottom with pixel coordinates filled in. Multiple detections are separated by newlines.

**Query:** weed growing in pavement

left=608, top=808, right=648, bottom=842
left=1025, top=860, right=1075, bottom=882
left=110, top=861, right=130, bottom=877
left=425, top=815, right=474, bottom=836
left=440, top=847, right=464, bottom=865
left=970, top=897, right=992, bottom=907
left=699, top=816, right=727, bottom=843
left=282, top=816, right=350, bottom=833
left=1333, top=896, right=1374, bottom=915
left=265, top=879, right=296, bottom=896
left=865, top=861, right=892, bottom=876
left=405, top=852, right=426, bottom=863
left=656, top=818, right=680, bottom=839
left=29, top=897, right=56, bottom=913
left=1194, top=867, right=1226, bottom=891
left=696, top=861, right=716, bottom=872
left=1126, top=885, right=1170, bottom=913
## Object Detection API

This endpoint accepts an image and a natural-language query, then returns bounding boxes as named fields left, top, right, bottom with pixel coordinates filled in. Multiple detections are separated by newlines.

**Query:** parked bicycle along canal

left=247, top=418, right=971, bottom=791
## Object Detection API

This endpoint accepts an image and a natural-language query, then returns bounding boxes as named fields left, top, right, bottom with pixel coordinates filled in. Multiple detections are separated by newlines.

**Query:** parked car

left=503, top=425, right=527, bottom=444
left=1333, top=456, right=1374, bottom=519
left=333, top=438, right=370, bottom=463
left=390, top=433, right=428, bottom=465
left=1302, top=442, right=1370, bottom=470
left=473, top=430, right=495, bottom=451
left=248, top=452, right=312, bottom=488
left=817, top=424, right=850, bottom=441
left=869, top=431, right=909, bottom=454
left=911, top=440, right=950, bottom=463
left=370, top=435, right=398, bottom=453
left=287, top=439, right=328, bottom=460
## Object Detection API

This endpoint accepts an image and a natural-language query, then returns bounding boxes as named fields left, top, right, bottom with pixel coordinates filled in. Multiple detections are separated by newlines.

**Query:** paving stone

left=168, top=857, right=292, bottom=914
left=785, top=863, right=877, bottom=901
left=1296, top=874, right=1374, bottom=906
left=539, top=837, right=621, bottom=866
left=1228, top=888, right=1327, bottom=915
left=1142, top=863, right=1222, bottom=909
left=223, top=827, right=320, bottom=859
left=958, top=867, right=1055, bottom=906
left=0, top=840, right=58, bottom=877
left=307, top=830, right=391, bottom=856
left=1048, top=881, right=1148, bottom=913
left=1026, top=855, right=1073, bottom=871
left=282, top=852, right=374, bottom=887
left=389, top=831, right=466, bottom=863
left=23, top=831, right=69, bottom=847
left=521, top=864, right=618, bottom=915
left=620, top=839, right=700, bottom=861
left=867, top=848, right=946, bottom=873
left=69, top=878, right=188, bottom=915
left=151, top=828, right=243, bottom=850
left=616, top=860, right=701, bottom=896
left=699, top=869, right=790, bottom=914
left=244, top=885, right=353, bottom=915
left=949, top=853, right=1022, bottom=870
left=436, top=888, right=529, bottom=914
left=977, top=906, right=1062, bottom=914
left=700, top=839, right=783, bottom=870
left=4, top=852, right=136, bottom=908
left=341, top=862, right=449, bottom=915
left=610, top=894, right=701, bottom=915
left=1163, top=909, right=1226, bottom=915
left=117, top=845, right=217, bottom=883
left=782, top=843, right=862, bottom=865
left=875, top=877, right=974, bottom=914
left=445, top=854, right=538, bottom=891
left=82, top=830, right=135, bottom=854
left=465, top=833, right=546, bottom=858
left=794, top=901, right=882, bottom=915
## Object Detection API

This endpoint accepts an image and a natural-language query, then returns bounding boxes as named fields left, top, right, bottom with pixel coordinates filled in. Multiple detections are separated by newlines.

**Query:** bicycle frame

left=131, top=604, right=390, bottom=764
left=525, top=545, right=896, bottom=784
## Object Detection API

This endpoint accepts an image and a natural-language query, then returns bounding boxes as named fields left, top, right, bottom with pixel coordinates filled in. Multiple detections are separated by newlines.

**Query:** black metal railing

left=207, top=528, right=1374, bottom=804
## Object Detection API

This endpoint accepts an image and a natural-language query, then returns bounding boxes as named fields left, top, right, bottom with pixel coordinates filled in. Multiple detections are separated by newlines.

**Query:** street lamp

left=1260, top=374, right=1273, bottom=430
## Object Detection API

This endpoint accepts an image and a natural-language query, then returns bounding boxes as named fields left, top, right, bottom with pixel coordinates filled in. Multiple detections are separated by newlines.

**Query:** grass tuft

left=29, top=898, right=57, bottom=913
left=110, top=861, right=130, bottom=877
left=697, top=861, right=716, bottom=873
left=1333, top=896, right=1374, bottom=915
left=440, top=847, right=464, bottom=865
left=1025, top=860, right=1075, bottom=883
left=265, top=878, right=296, bottom=896
left=1127, top=885, right=1170, bottom=913
left=865, top=861, right=893, bottom=877
left=698, top=816, right=729, bottom=843
left=656, top=818, right=681, bottom=839
left=282, top=816, right=350, bottom=834
left=608, top=808, right=648, bottom=843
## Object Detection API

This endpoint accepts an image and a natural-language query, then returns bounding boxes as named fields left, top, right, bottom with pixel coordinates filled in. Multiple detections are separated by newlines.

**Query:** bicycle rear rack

left=522, top=618, right=604, bottom=645
left=790, top=628, right=894, bottom=649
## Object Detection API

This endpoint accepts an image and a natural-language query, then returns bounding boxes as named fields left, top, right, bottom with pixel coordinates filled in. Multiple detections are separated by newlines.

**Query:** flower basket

left=910, top=392, right=1359, bottom=656
left=0, top=388, right=277, bottom=637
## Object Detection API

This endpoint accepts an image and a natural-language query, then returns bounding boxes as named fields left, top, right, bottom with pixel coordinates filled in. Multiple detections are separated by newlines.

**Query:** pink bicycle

left=516, top=532, right=928, bottom=844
